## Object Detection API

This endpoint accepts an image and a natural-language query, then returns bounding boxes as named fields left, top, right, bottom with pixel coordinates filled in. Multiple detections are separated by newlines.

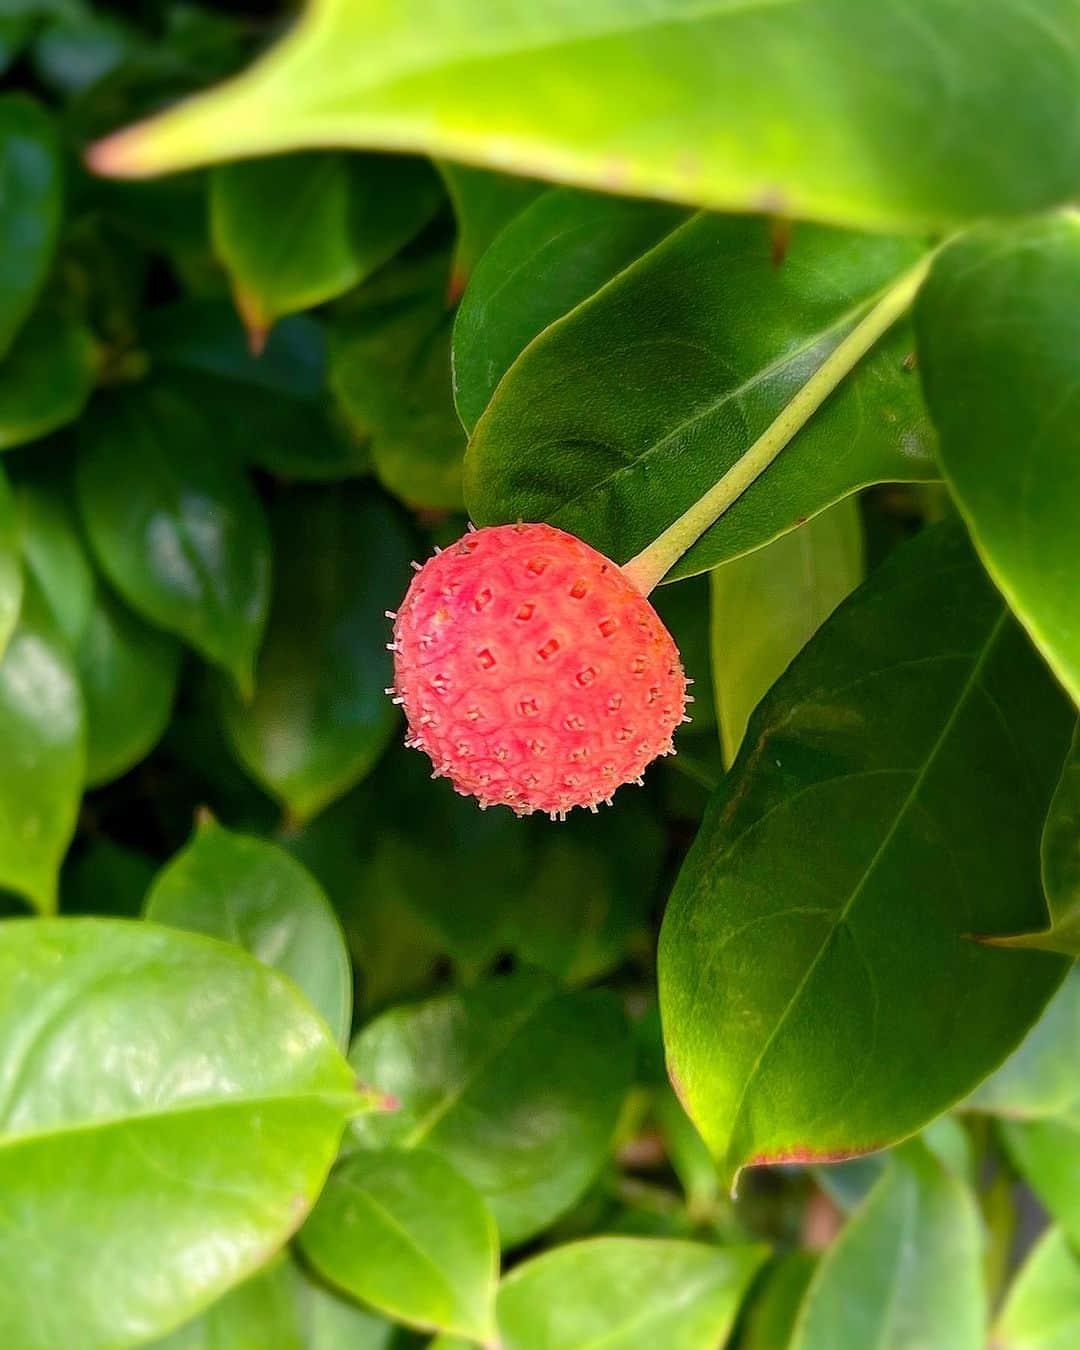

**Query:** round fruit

left=389, top=522, right=687, bottom=817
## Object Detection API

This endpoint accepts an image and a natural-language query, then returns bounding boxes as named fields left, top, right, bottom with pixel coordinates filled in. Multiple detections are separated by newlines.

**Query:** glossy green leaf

left=153, top=1252, right=404, bottom=1349
left=91, top=1, right=1080, bottom=235
left=0, top=466, right=21, bottom=658
left=438, top=163, right=542, bottom=296
left=0, top=95, right=61, bottom=357
left=453, top=187, right=685, bottom=432
left=0, top=306, right=98, bottom=451
left=0, top=581, right=84, bottom=913
left=740, top=1252, right=818, bottom=1350
left=497, top=1236, right=766, bottom=1350
left=151, top=1256, right=302, bottom=1350
left=300, top=1147, right=498, bottom=1339
left=995, top=726, right=1080, bottom=956
left=1002, top=1115, right=1080, bottom=1248
left=916, top=212, right=1080, bottom=707
left=790, top=1143, right=985, bottom=1350
left=76, top=583, right=182, bottom=787
left=220, top=485, right=411, bottom=821
left=996, top=1227, right=1080, bottom=1350
left=466, top=216, right=934, bottom=579
left=710, top=498, right=864, bottom=766
left=349, top=969, right=633, bottom=1245
left=18, top=473, right=181, bottom=786
left=659, top=524, right=1072, bottom=1182
left=211, top=152, right=441, bottom=341
left=77, top=382, right=272, bottom=694
left=145, top=816, right=352, bottom=1047
left=0, top=919, right=360, bottom=1350
left=966, top=968, right=1080, bottom=1121
left=330, top=255, right=465, bottom=509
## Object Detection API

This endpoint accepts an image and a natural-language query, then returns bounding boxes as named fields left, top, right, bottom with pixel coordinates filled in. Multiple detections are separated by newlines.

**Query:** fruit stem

left=621, top=252, right=934, bottom=595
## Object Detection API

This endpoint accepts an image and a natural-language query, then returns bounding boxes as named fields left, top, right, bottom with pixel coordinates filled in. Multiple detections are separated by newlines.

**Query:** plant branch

left=621, top=253, right=934, bottom=595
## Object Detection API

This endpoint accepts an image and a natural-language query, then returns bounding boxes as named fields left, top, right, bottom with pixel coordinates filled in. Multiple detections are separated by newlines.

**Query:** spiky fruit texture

left=390, top=523, right=687, bottom=817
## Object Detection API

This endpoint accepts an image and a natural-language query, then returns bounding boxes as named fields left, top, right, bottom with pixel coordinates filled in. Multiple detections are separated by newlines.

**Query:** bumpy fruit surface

left=390, top=523, right=687, bottom=817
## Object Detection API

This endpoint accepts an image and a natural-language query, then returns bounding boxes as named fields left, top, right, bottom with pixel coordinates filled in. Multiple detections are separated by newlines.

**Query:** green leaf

left=659, top=524, right=1073, bottom=1182
left=497, top=1236, right=766, bottom=1350
left=996, top=1226, right=1080, bottom=1350
left=330, top=255, right=465, bottom=510
left=993, top=725, right=1080, bottom=956
left=150, top=1256, right=302, bottom=1350
left=348, top=969, right=633, bottom=1245
left=966, top=968, right=1080, bottom=1121
left=790, top=1143, right=985, bottom=1350
left=90, top=1, right=1080, bottom=234
left=437, top=162, right=542, bottom=296
left=220, top=485, right=412, bottom=821
left=211, top=152, right=441, bottom=342
left=916, top=212, right=1080, bottom=707
left=18, top=472, right=181, bottom=786
left=466, top=216, right=934, bottom=579
left=0, top=919, right=360, bottom=1349
left=0, top=305, right=98, bottom=451
left=709, top=498, right=864, bottom=766
left=740, top=1252, right=819, bottom=1350
left=0, top=95, right=61, bottom=358
left=453, top=187, right=685, bottom=432
left=0, top=581, right=84, bottom=913
left=76, top=382, right=272, bottom=694
left=300, top=1147, right=498, bottom=1339
left=0, top=466, right=21, bottom=659
left=145, top=816, right=352, bottom=1047
left=61, top=838, right=156, bottom=920
left=1002, top=1115, right=1080, bottom=1248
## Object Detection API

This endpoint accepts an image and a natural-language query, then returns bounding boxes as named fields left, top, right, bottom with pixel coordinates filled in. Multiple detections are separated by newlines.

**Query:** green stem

left=621, top=252, right=934, bottom=595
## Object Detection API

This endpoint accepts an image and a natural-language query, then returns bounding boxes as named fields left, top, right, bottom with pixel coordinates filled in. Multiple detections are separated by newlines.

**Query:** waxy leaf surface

left=660, top=524, right=1072, bottom=1181
left=917, top=213, right=1080, bottom=707
left=91, top=1, right=1080, bottom=235
left=0, top=920, right=359, bottom=1350
left=467, top=215, right=933, bottom=579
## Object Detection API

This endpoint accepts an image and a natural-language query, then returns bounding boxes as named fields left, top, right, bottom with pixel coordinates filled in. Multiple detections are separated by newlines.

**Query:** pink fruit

left=388, top=523, right=688, bottom=817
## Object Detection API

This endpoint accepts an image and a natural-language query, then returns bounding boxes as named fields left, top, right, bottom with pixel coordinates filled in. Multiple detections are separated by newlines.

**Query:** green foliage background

left=0, top=1, right=1077, bottom=1347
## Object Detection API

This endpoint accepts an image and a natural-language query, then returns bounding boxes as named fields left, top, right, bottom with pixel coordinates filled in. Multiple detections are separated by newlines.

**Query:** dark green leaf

left=916, top=212, right=1080, bottom=707
left=220, top=485, right=411, bottom=821
left=77, top=383, right=271, bottom=694
left=18, top=473, right=181, bottom=786
left=466, top=216, right=933, bottom=579
left=497, top=1236, right=766, bottom=1350
left=659, top=524, right=1072, bottom=1182
left=1002, top=1115, right=1080, bottom=1248
left=995, top=1226, right=1080, bottom=1350
left=299, top=1147, right=498, bottom=1339
left=0, top=465, right=21, bottom=658
left=993, top=725, right=1080, bottom=956
left=0, top=306, right=98, bottom=451
left=211, top=152, right=441, bottom=341
left=710, top=499, right=864, bottom=766
left=453, top=188, right=685, bottom=431
left=0, top=580, right=84, bottom=913
left=740, top=1252, right=818, bottom=1350
left=348, top=969, right=633, bottom=1245
left=91, top=1, right=1080, bottom=234
left=61, top=838, right=156, bottom=920
left=437, top=162, right=542, bottom=296
left=790, top=1143, right=985, bottom=1350
left=0, top=919, right=360, bottom=1349
left=145, top=816, right=352, bottom=1047
left=330, top=256, right=465, bottom=509
left=967, top=969, right=1080, bottom=1121
left=0, top=95, right=61, bottom=358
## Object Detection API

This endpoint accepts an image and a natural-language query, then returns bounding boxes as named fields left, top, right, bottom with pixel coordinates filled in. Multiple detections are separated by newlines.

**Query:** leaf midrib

left=0, top=1088, right=357, bottom=1153
left=724, top=604, right=1009, bottom=1170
